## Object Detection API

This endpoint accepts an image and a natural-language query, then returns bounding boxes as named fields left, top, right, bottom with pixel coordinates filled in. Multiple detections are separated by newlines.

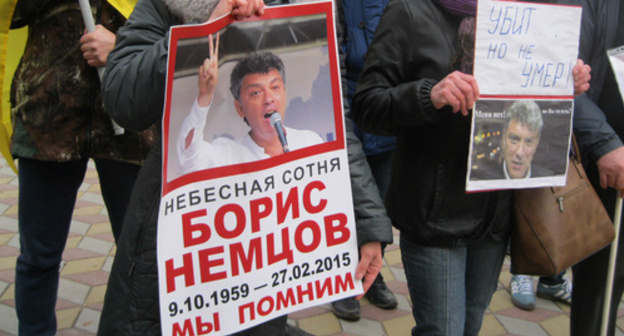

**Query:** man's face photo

left=234, top=68, right=288, bottom=141
left=503, top=119, right=540, bottom=179
left=468, top=99, right=571, bottom=190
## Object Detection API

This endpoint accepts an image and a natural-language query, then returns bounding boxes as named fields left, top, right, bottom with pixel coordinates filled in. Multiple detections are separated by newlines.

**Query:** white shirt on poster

left=177, top=100, right=323, bottom=175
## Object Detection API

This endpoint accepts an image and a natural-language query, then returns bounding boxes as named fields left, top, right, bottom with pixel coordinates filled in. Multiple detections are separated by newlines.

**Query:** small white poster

left=467, top=0, right=582, bottom=192
left=608, top=46, right=624, bottom=103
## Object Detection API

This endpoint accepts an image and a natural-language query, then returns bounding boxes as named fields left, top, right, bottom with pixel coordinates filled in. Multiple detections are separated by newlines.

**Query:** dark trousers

left=15, top=158, right=140, bottom=336
left=571, top=163, right=624, bottom=336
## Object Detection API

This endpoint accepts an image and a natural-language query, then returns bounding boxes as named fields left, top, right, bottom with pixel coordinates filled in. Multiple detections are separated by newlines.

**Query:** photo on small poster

left=162, top=7, right=343, bottom=192
left=466, top=98, right=573, bottom=191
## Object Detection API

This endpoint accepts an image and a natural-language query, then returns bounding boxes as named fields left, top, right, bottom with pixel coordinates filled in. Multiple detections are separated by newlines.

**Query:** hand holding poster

left=157, top=3, right=361, bottom=335
left=466, top=0, right=582, bottom=192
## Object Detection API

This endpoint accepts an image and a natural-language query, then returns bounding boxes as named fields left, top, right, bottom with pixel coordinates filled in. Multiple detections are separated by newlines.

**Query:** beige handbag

left=510, top=136, right=615, bottom=276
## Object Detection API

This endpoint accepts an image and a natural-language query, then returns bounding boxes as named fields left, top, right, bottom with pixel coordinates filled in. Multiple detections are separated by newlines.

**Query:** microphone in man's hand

left=268, top=112, right=289, bottom=153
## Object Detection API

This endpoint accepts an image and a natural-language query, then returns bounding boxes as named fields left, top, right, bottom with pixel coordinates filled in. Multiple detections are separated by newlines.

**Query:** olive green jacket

left=10, top=0, right=154, bottom=164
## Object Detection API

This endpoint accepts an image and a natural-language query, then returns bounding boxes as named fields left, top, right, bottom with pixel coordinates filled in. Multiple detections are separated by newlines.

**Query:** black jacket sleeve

left=102, top=0, right=175, bottom=131
left=573, top=94, right=623, bottom=162
left=352, top=0, right=449, bottom=136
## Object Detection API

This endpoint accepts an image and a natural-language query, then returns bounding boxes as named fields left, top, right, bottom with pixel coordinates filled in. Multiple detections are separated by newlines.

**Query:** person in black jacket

left=98, top=0, right=393, bottom=335
left=352, top=0, right=590, bottom=334
left=568, top=0, right=624, bottom=334
left=352, top=4, right=508, bottom=334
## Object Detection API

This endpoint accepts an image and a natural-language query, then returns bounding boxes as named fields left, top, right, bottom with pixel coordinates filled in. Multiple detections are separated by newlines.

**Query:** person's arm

left=102, top=0, right=174, bottom=131
left=352, top=0, right=478, bottom=135
left=574, top=93, right=624, bottom=195
left=574, top=95, right=623, bottom=162
left=347, top=115, right=388, bottom=298
left=102, top=0, right=264, bottom=132
left=597, top=148, right=624, bottom=197
left=177, top=101, right=213, bottom=175
left=197, top=34, right=220, bottom=107
left=572, top=0, right=624, bottom=196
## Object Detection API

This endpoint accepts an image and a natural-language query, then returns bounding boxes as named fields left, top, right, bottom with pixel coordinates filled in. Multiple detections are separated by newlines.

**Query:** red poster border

left=161, top=2, right=342, bottom=196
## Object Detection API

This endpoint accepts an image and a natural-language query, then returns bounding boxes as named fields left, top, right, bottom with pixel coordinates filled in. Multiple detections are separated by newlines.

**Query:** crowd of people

left=7, top=0, right=624, bottom=335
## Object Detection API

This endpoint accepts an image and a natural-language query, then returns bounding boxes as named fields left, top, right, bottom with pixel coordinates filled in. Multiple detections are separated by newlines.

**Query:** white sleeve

left=177, top=100, right=211, bottom=175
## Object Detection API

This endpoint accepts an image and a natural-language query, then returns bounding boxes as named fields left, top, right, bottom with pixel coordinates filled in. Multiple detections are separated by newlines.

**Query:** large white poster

left=157, top=3, right=361, bottom=335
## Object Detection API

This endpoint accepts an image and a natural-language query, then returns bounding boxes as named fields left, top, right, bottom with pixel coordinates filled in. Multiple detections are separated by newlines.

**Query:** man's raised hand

left=197, top=33, right=220, bottom=107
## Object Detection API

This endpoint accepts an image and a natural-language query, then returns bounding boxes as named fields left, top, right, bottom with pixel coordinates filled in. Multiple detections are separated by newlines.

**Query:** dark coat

left=10, top=0, right=153, bottom=164
left=98, top=0, right=392, bottom=334
left=352, top=0, right=511, bottom=247
left=340, top=0, right=395, bottom=156
left=570, top=0, right=624, bottom=162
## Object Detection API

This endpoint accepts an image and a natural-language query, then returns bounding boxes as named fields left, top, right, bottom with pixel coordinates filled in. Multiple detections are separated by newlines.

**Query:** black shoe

left=284, top=323, right=315, bottom=336
left=365, top=276, right=398, bottom=309
left=331, top=297, right=360, bottom=321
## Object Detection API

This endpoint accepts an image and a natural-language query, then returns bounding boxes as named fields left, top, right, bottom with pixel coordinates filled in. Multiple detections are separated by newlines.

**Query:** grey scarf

left=162, top=0, right=220, bottom=23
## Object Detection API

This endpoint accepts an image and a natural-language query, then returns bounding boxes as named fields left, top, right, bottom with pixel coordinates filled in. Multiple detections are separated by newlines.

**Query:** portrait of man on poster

left=176, top=34, right=323, bottom=176
left=500, top=100, right=549, bottom=179
left=470, top=100, right=558, bottom=181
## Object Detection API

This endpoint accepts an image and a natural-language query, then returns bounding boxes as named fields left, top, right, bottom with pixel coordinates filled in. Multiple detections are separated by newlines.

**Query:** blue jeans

left=400, top=234, right=507, bottom=336
left=15, top=158, right=140, bottom=336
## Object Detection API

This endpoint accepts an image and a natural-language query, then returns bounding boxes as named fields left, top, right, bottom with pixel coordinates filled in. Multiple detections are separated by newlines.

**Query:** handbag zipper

left=556, top=183, right=588, bottom=212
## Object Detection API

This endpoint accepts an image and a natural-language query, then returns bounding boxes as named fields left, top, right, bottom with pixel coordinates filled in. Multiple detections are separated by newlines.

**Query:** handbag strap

left=570, top=133, right=581, bottom=163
